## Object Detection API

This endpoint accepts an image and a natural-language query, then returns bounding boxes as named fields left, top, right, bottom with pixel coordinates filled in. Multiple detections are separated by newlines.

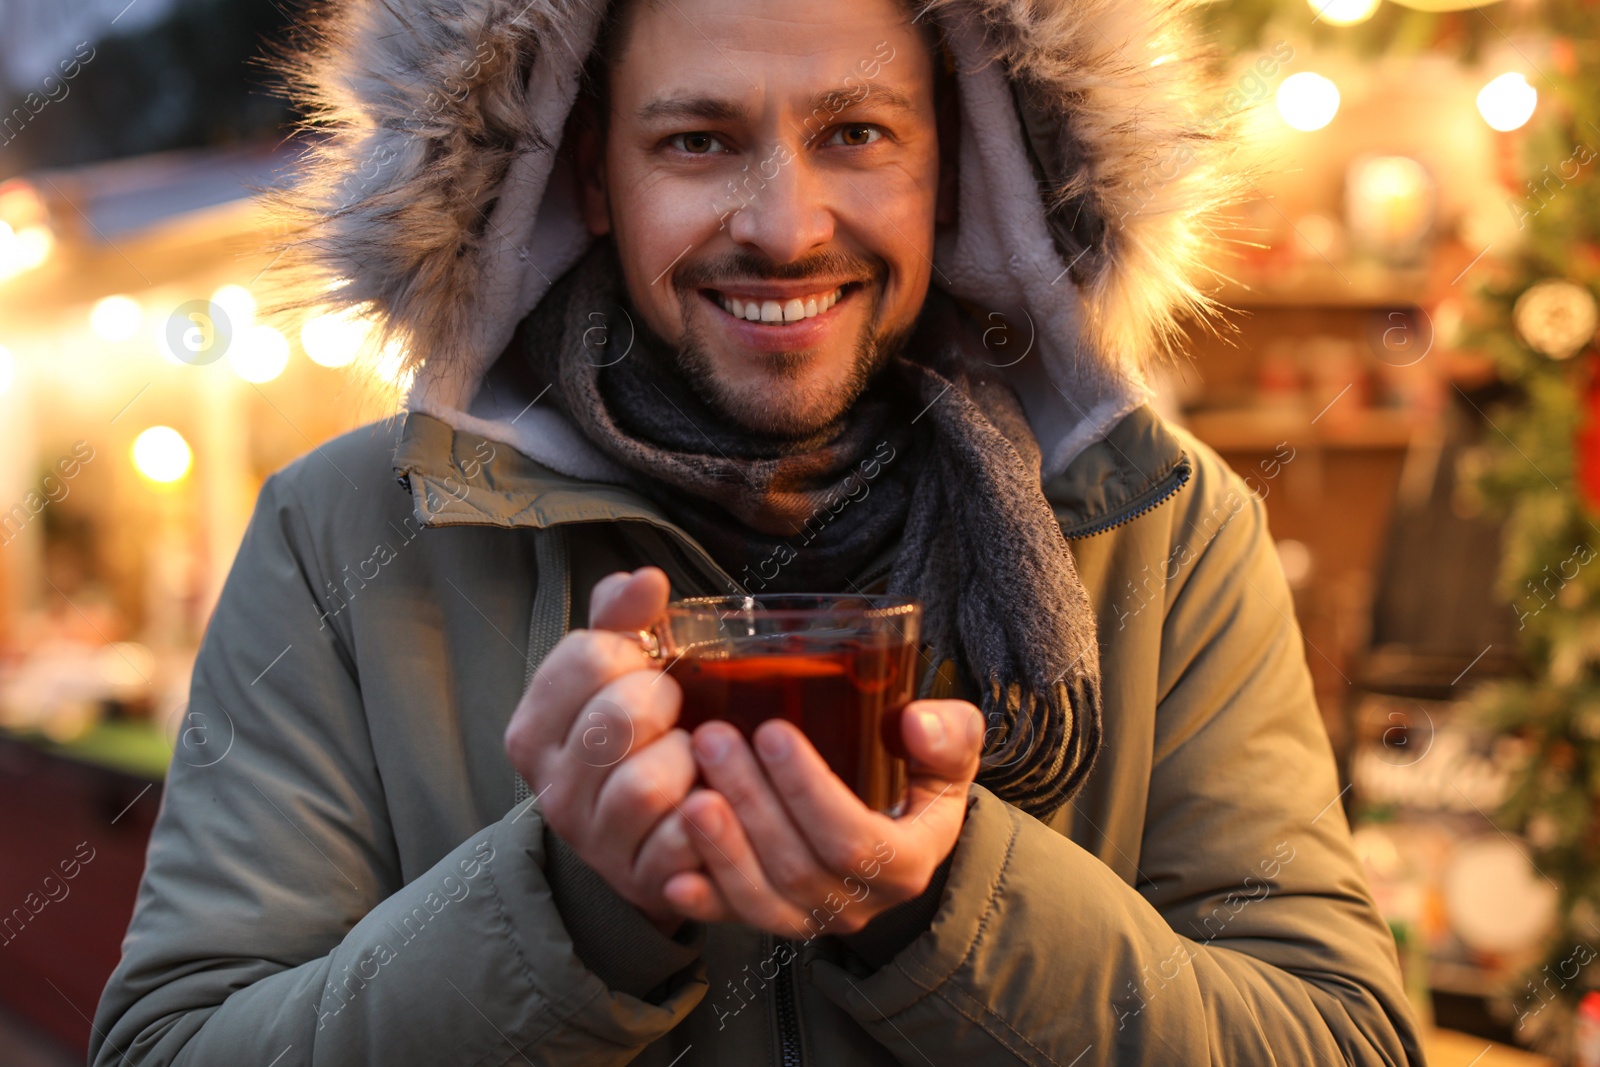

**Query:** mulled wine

left=655, top=596, right=922, bottom=812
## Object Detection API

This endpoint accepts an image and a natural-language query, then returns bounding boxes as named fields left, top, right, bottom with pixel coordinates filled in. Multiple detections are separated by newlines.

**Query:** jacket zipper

left=1060, top=456, right=1192, bottom=540
left=770, top=935, right=804, bottom=1067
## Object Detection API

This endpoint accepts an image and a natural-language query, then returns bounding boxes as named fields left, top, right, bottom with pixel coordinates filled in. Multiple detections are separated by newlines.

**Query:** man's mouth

left=704, top=284, right=857, bottom=324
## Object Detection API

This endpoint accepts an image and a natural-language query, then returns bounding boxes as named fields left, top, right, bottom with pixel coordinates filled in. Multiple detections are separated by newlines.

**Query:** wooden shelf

left=1184, top=406, right=1419, bottom=452
left=1425, top=1028, right=1551, bottom=1066
left=1212, top=262, right=1431, bottom=310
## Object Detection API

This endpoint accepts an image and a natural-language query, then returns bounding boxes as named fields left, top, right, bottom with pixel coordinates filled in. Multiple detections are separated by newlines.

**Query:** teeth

left=716, top=287, right=844, bottom=323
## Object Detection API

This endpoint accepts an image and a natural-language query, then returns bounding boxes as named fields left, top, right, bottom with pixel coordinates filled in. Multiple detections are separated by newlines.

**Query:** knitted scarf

left=514, top=240, right=1103, bottom=819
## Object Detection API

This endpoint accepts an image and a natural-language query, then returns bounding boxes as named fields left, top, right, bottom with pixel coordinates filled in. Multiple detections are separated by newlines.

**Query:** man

left=92, top=0, right=1424, bottom=1063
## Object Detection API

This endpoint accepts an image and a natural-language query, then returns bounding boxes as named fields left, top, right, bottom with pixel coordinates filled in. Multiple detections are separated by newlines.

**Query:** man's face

left=577, top=0, right=944, bottom=438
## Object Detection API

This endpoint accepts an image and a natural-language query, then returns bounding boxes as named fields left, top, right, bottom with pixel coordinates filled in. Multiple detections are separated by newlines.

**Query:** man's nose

left=723, top=153, right=835, bottom=264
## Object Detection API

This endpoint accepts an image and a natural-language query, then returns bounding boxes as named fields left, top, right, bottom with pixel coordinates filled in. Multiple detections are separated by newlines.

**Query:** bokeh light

left=1310, top=0, right=1381, bottom=26
left=90, top=295, right=144, bottom=342
left=300, top=307, right=371, bottom=368
left=0, top=221, right=53, bottom=281
left=1476, top=72, right=1537, bottom=132
left=228, top=325, right=290, bottom=383
left=372, top=337, right=416, bottom=392
left=209, top=285, right=257, bottom=332
left=132, top=426, right=193, bottom=483
left=1277, top=72, right=1342, bottom=132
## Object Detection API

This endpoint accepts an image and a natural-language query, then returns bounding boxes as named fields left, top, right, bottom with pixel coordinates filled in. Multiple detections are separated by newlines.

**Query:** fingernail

left=918, top=710, right=946, bottom=748
left=696, top=727, right=730, bottom=764
left=755, top=723, right=789, bottom=761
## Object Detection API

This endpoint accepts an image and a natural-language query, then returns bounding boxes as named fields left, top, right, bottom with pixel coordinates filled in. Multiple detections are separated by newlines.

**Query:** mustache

left=673, top=248, right=883, bottom=289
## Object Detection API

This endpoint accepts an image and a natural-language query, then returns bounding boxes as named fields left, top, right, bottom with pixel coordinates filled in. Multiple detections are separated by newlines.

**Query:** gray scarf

left=514, top=240, right=1102, bottom=819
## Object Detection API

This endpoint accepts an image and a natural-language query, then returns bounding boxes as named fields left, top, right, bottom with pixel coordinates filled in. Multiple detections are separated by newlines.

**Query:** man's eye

left=828, top=124, right=882, bottom=147
left=668, top=132, right=726, bottom=154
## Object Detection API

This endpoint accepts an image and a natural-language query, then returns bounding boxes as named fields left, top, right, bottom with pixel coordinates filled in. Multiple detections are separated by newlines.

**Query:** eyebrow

left=636, top=82, right=916, bottom=125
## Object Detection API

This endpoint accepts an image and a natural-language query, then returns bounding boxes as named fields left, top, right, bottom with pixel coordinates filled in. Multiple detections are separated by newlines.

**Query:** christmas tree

left=1197, top=0, right=1600, bottom=1053
left=1460, top=13, right=1600, bottom=1053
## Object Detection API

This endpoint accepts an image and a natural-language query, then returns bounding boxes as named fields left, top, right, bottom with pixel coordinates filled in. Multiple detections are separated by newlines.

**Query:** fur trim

left=922, top=0, right=1233, bottom=367
left=268, top=0, right=1235, bottom=473
left=267, top=0, right=604, bottom=400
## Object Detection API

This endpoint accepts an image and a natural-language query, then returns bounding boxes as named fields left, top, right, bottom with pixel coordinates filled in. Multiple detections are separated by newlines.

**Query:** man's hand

left=502, top=567, right=699, bottom=932
left=662, top=699, right=983, bottom=938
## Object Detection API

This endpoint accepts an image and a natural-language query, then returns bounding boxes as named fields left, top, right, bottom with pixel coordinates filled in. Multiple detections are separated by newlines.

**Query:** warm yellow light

left=209, top=284, right=257, bottom=333
left=1277, top=73, right=1341, bottom=131
left=0, top=221, right=53, bottom=281
left=1311, top=0, right=1380, bottom=25
left=1357, top=156, right=1427, bottom=200
left=91, top=294, right=144, bottom=342
left=1477, top=72, right=1537, bottom=132
left=229, top=325, right=290, bottom=383
left=300, top=308, right=371, bottom=368
left=17, top=227, right=51, bottom=264
left=132, top=426, right=192, bottom=483
left=0, top=344, right=13, bottom=396
left=1346, top=155, right=1435, bottom=260
left=372, top=338, right=416, bottom=393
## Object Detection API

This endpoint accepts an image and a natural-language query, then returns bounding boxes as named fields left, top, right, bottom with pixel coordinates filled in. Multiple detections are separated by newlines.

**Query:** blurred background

left=0, top=0, right=1597, bottom=1063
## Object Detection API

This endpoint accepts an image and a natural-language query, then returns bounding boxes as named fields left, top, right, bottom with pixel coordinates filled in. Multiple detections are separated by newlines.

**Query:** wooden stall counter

left=1426, top=1027, right=1554, bottom=1066
left=0, top=726, right=165, bottom=1057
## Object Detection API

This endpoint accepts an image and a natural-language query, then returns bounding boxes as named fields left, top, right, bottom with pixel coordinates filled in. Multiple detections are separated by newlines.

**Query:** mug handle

left=629, top=626, right=667, bottom=661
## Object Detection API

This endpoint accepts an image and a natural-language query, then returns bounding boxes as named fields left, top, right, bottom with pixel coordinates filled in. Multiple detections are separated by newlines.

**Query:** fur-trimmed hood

left=275, top=0, right=1231, bottom=480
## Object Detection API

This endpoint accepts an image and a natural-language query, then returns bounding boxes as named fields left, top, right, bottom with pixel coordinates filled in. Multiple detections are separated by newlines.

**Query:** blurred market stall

left=0, top=139, right=405, bottom=1052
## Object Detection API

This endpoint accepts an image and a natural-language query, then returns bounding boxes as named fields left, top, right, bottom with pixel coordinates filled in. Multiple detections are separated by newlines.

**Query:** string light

left=229, top=325, right=290, bottom=384
left=1477, top=72, right=1537, bottom=132
left=372, top=337, right=416, bottom=393
left=1277, top=72, right=1342, bottom=132
left=1309, top=0, right=1380, bottom=26
left=300, top=308, right=371, bottom=368
left=132, top=426, right=192, bottom=483
left=0, top=221, right=52, bottom=281
left=210, top=285, right=257, bottom=333
left=90, top=295, right=144, bottom=342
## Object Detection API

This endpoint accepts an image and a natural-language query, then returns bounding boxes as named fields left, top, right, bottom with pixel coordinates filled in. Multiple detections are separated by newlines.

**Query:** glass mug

left=640, top=594, right=923, bottom=814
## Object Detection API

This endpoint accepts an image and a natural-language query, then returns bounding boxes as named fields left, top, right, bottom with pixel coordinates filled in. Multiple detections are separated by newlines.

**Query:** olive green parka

left=91, top=406, right=1423, bottom=1066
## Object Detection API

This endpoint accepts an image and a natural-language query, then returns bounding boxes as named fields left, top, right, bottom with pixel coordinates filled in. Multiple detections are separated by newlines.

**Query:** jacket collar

left=392, top=403, right=1190, bottom=547
left=1043, top=403, right=1192, bottom=537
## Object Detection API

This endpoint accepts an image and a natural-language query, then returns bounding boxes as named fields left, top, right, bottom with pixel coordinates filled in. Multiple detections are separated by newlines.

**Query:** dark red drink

left=667, top=632, right=917, bottom=812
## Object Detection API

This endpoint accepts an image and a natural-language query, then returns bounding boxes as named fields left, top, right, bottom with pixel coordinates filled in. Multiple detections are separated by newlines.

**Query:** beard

left=650, top=249, right=918, bottom=441
left=669, top=296, right=915, bottom=440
